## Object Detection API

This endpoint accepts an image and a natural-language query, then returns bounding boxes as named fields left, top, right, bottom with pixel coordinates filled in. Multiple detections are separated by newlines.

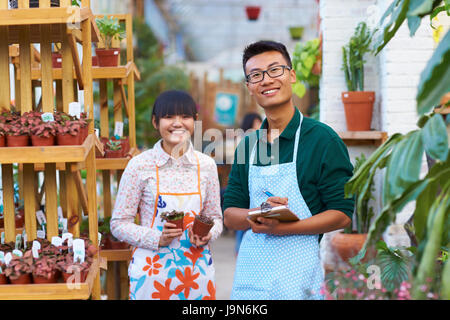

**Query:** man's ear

left=290, top=68, right=297, bottom=84
left=246, top=82, right=253, bottom=96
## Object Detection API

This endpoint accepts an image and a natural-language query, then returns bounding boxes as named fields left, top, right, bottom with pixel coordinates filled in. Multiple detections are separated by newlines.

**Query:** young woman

left=111, top=90, right=223, bottom=300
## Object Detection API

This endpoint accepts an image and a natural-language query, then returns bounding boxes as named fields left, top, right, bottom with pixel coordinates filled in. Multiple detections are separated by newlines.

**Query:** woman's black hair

left=242, top=40, right=292, bottom=75
left=151, top=90, right=198, bottom=125
left=241, top=112, right=262, bottom=131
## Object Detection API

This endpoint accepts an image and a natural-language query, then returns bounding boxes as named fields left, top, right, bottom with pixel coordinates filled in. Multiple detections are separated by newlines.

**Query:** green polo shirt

left=223, top=107, right=354, bottom=238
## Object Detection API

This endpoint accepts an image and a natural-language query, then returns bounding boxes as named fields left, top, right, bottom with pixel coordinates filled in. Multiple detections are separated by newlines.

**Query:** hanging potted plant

left=95, top=16, right=125, bottom=67
left=161, top=210, right=185, bottom=230
left=341, top=21, right=375, bottom=131
left=192, top=213, right=214, bottom=238
left=331, top=153, right=376, bottom=263
left=55, top=120, right=81, bottom=145
left=289, top=26, right=305, bottom=41
left=245, top=6, right=261, bottom=21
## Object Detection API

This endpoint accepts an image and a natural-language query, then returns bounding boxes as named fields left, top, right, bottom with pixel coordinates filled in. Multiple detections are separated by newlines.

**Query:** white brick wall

left=319, top=0, right=436, bottom=253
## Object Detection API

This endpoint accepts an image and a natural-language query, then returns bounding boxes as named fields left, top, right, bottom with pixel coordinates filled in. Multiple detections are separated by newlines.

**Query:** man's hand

left=159, top=222, right=183, bottom=247
left=247, top=216, right=280, bottom=234
left=266, top=196, right=288, bottom=207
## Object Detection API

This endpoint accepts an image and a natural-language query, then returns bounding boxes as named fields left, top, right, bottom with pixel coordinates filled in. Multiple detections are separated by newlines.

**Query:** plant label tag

left=15, top=234, right=22, bottom=250
left=32, top=247, right=40, bottom=259
left=0, top=266, right=2, bottom=274
left=36, top=210, right=46, bottom=226
left=69, top=102, right=81, bottom=119
left=12, top=249, right=22, bottom=258
left=32, top=240, right=41, bottom=251
left=1, top=232, right=4, bottom=244
left=0, top=251, right=4, bottom=263
left=51, top=236, right=63, bottom=247
left=57, top=207, right=63, bottom=221
left=62, top=233, right=73, bottom=247
left=22, top=231, right=27, bottom=250
left=94, top=128, right=99, bottom=138
left=41, top=112, right=55, bottom=123
left=62, top=218, right=68, bottom=233
left=114, top=121, right=123, bottom=137
left=37, top=230, right=46, bottom=239
left=98, top=232, right=102, bottom=247
left=73, top=239, right=85, bottom=263
left=4, top=253, right=12, bottom=266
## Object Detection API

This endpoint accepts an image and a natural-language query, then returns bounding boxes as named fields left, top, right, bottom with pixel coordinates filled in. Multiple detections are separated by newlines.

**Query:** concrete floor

left=210, top=230, right=237, bottom=300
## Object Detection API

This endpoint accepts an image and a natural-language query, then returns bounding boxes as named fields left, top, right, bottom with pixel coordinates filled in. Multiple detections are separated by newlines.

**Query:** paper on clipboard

left=248, top=205, right=299, bottom=223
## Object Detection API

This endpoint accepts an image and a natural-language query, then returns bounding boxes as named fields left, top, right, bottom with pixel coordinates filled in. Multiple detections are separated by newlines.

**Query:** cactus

left=342, top=22, right=373, bottom=91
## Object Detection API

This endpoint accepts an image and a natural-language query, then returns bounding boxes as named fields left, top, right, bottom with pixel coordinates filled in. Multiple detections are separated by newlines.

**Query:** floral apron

left=128, top=154, right=216, bottom=300
left=231, top=113, right=324, bottom=300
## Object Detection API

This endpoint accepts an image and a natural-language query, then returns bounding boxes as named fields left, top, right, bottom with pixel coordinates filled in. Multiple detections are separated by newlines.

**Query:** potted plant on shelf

left=30, top=121, right=56, bottom=146
left=192, top=213, right=214, bottom=238
left=161, top=210, right=185, bottom=230
left=56, top=254, right=92, bottom=283
left=105, top=139, right=123, bottom=158
left=292, top=37, right=322, bottom=99
left=32, top=255, right=59, bottom=284
left=289, top=26, right=305, bottom=41
left=0, top=262, right=7, bottom=285
left=5, top=121, right=29, bottom=147
left=245, top=5, right=261, bottom=21
left=55, top=120, right=81, bottom=145
left=4, top=253, right=33, bottom=284
left=0, top=123, right=5, bottom=147
left=331, top=153, right=375, bottom=263
left=341, top=21, right=375, bottom=131
left=95, top=16, right=125, bottom=67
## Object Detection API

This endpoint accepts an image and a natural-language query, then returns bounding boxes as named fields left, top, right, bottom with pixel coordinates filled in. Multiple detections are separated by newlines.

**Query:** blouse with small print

left=111, top=140, right=223, bottom=300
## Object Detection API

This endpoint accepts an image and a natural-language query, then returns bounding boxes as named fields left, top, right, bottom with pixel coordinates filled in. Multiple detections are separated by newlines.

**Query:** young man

left=223, top=41, right=354, bottom=300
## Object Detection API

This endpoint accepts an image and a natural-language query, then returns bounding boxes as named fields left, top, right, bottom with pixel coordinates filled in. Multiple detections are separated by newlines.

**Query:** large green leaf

left=442, top=258, right=450, bottom=299
left=408, top=0, right=434, bottom=16
left=384, top=130, right=424, bottom=204
left=416, top=30, right=450, bottom=115
left=422, top=113, right=449, bottom=161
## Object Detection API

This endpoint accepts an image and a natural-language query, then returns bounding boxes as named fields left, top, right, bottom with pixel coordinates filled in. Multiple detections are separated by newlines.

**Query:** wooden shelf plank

left=0, top=258, right=99, bottom=300
left=100, top=249, right=132, bottom=262
left=0, top=134, right=94, bottom=164
left=0, top=7, right=91, bottom=26
left=96, top=157, right=131, bottom=170
left=337, top=131, right=388, bottom=147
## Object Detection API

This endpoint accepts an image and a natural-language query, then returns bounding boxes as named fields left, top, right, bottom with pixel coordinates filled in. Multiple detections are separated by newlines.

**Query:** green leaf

left=408, top=0, right=434, bottom=16
left=384, top=130, right=424, bottom=204
left=407, top=15, right=421, bottom=36
left=416, top=30, right=450, bottom=115
left=422, top=113, right=449, bottom=161
left=292, top=82, right=306, bottom=98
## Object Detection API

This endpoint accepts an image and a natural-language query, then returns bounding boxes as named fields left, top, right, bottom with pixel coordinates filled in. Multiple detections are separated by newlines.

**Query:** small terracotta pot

left=331, top=232, right=374, bottom=263
left=245, top=6, right=261, bottom=21
left=32, top=271, right=58, bottom=284
left=15, top=213, right=24, bottom=228
left=92, top=55, right=99, bottom=66
left=57, top=133, right=80, bottom=146
left=31, top=135, right=55, bottom=147
left=0, top=135, right=5, bottom=147
left=95, top=48, right=120, bottom=67
left=62, top=270, right=88, bottom=283
left=79, top=126, right=88, bottom=144
left=6, top=135, right=29, bottom=147
left=109, top=240, right=129, bottom=250
left=52, top=52, right=62, bottom=68
left=105, top=149, right=123, bottom=158
left=9, top=273, right=32, bottom=285
left=167, top=217, right=184, bottom=230
left=192, top=216, right=213, bottom=238
left=0, top=274, right=8, bottom=285
left=342, top=91, right=375, bottom=131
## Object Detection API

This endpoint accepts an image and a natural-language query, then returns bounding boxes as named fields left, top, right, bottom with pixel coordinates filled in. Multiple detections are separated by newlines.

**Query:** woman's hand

left=158, top=222, right=183, bottom=247
left=188, top=227, right=212, bottom=247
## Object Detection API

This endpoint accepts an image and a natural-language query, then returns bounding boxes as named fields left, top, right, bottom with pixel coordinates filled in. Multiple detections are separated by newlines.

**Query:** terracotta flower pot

left=15, top=213, right=24, bottom=228
left=92, top=55, right=99, bottom=66
left=0, top=274, right=8, bottom=285
left=57, top=133, right=80, bottom=146
left=289, top=26, right=305, bottom=40
left=31, top=135, right=55, bottom=147
left=109, top=240, right=129, bottom=250
left=32, top=271, right=58, bottom=284
left=79, top=126, right=88, bottom=144
left=192, top=215, right=214, bottom=238
left=331, top=232, right=373, bottom=263
left=62, top=270, right=88, bottom=283
left=6, top=134, right=29, bottom=147
left=0, top=135, right=5, bottom=147
left=95, top=48, right=120, bottom=67
left=342, top=91, right=375, bottom=131
left=52, top=52, right=62, bottom=68
left=167, top=217, right=184, bottom=230
left=105, top=149, right=123, bottom=158
left=245, top=6, right=261, bottom=21
left=9, top=273, right=32, bottom=285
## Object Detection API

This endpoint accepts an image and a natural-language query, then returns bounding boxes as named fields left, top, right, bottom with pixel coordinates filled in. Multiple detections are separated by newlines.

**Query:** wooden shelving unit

left=337, top=131, right=388, bottom=147
left=0, top=0, right=100, bottom=300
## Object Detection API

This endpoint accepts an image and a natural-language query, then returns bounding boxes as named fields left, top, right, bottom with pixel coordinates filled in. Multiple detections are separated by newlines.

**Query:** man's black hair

left=152, top=90, right=198, bottom=124
left=242, top=40, right=292, bottom=76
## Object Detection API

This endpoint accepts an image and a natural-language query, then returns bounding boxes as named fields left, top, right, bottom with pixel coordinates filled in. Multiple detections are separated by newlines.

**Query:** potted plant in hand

left=105, top=139, right=123, bottom=158
left=192, top=213, right=214, bottom=238
left=95, top=16, right=125, bottom=67
left=161, top=210, right=185, bottom=231
left=55, top=120, right=81, bottom=145
left=30, top=121, right=56, bottom=146
left=4, top=252, right=33, bottom=284
left=331, top=153, right=375, bottom=263
left=341, top=21, right=375, bottom=131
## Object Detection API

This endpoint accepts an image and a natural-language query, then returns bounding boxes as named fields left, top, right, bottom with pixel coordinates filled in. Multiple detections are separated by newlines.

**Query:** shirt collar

left=154, top=139, right=197, bottom=167
left=258, top=107, right=300, bottom=142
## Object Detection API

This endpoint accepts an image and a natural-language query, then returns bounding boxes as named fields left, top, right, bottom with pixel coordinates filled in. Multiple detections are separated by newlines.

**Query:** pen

left=263, top=190, right=275, bottom=197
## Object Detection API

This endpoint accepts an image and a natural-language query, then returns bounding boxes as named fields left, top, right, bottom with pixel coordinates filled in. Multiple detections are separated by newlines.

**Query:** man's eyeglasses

left=245, top=65, right=292, bottom=84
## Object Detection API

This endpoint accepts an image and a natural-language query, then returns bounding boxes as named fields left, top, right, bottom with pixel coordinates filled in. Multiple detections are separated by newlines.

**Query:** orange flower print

left=142, top=255, right=162, bottom=276
left=184, top=245, right=204, bottom=267
left=174, top=267, right=200, bottom=299
left=202, top=280, right=216, bottom=300
left=152, top=278, right=174, bottom=300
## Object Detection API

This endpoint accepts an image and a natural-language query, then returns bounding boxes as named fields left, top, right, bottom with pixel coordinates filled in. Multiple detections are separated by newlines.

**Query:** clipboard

left=248, top=205, right=299, bottom=223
